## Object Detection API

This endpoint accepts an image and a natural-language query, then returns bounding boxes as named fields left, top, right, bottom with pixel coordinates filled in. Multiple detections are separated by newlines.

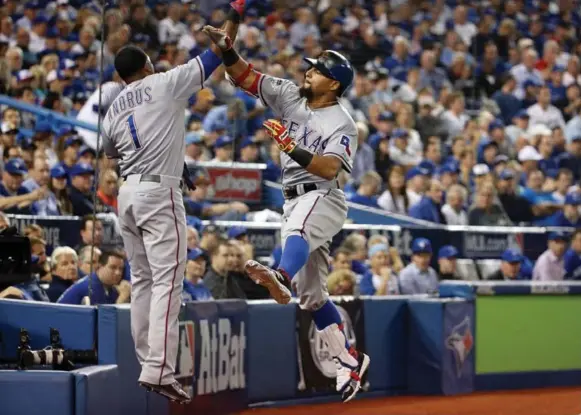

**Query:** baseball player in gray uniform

left=101, top=1, right=244, bottom=403
left=203, top=25, right=371, bottom=403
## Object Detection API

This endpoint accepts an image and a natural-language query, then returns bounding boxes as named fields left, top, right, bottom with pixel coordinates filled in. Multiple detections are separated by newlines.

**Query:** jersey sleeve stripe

left=198, top=50, right=222, bottom=82
left=324, top=151, right=352, bottom=173
left=258, top=75, right=267, bottom=107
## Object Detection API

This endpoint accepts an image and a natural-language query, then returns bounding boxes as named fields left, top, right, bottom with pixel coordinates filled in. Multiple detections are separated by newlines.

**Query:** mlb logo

left=175, top=321, right=195, bottom=380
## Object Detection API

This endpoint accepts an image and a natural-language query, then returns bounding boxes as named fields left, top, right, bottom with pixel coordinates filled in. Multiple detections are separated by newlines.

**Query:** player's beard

left=299, top=85, right=313, bottom=100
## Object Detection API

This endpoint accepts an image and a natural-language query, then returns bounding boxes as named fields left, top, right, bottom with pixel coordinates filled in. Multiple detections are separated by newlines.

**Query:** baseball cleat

left=139, top=381, right=191, bottom=404
left=244, top=260, right=292, bottom=304
left=335, top=351, right=370, bottom=403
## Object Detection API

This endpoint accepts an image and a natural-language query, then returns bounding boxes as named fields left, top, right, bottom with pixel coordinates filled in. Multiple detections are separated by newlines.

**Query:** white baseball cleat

left=335, top=351, right=370, bottom=403
left=244, top=260, right=292, bottom=304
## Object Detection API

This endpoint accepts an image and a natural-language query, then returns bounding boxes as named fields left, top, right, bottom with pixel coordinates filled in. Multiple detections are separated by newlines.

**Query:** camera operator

left=45, top=247, right=79, bottom=302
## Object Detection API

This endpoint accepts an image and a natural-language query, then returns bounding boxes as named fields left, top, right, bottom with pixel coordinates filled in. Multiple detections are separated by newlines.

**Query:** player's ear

left=329, top=80, right=340, bottom=93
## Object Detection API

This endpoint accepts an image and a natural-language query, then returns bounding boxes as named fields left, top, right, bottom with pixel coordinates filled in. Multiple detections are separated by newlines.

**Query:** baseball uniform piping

left=195, top=56, right=204, bottom=87
left=158, top=188, right=180, bottom=385
left=299, top=189, right=331, bottom=236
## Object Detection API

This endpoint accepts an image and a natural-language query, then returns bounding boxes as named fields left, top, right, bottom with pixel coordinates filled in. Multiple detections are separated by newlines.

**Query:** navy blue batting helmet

left=304, top=50, right=354, bottom=96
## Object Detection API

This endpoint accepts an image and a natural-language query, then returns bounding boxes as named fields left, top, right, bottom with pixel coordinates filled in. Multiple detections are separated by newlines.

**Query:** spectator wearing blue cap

left=184, top=132, right=203, bottom=164
left=183, top=248, right=213, bottom=301
left=405, top=166, right=430, bottom=208
left=557, top=135, right=581, bottom=181
left=398, top=238, right=439, bottom=295
left=487, top=249, right=525, bottom=280
left=533, top=231, right=568, bottom=281
left=505, top=110, right=531, bottom=144
left=33, top=118, right=59, bottom=166
left=347, top=171, right=382, bottom=209
left=478, top=138, right=499, bottom=167
left=496, top=169, right=538, bottom=225
left=227, top=226, right=248, bottom=242
left=0, top=158, right=45, bottom=214
left=360, top=244, right=399, bottom=295
left=69, top=163, right=112, bottom=216
left=212, top=135, right=235, bottom=162
left=564, top=230, right=581, bottom=280
left=389, top=128, right=422, bottom=167
left=437, top=245, right=459, bottom=280
left=22, top=157, right=60, bottom=216
left=409, top=178, right=446, bottom=223
left=239, top=137, right=260, bottom=163
left=544, top=192, right=581, bottom=227
left=78, top=145, right=97, bottom=167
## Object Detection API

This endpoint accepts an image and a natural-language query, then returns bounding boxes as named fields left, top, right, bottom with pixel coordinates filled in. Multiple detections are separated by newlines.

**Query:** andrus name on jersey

left=196, top=318, right=246, bottom=396
left=281, top=119, right=329, bottom=154
left=107, top=86, right=153, bottom=122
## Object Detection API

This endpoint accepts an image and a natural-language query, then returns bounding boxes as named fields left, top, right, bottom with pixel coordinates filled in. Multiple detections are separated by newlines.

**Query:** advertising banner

left=442, top=301, right=475, bottom=395
left=173, top=300, right=248, bottom=415
left=205, top=167, right=262, bottom=203
left=295, top=298, right=368, bottom=394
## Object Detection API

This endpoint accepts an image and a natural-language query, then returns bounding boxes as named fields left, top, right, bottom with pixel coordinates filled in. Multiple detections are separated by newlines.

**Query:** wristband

left=222, top=48, right=240, bottom=66
left=227, top=8, right=242, bottom=24
left=287, top=146, right=314, bottom=168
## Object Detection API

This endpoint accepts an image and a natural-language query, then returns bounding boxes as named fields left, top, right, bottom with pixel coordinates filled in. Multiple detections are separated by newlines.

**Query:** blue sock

left=311, top=300, right=350, bottom=349
left=277, top=235, right=309, bottom=279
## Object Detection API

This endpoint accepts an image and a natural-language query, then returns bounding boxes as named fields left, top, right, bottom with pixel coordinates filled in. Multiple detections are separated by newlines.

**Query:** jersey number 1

left=127, top=114, right=142, bottom=150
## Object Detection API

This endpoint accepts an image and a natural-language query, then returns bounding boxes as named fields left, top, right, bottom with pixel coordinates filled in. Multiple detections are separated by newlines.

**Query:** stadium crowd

left=0, top=0, right=581, bottom=303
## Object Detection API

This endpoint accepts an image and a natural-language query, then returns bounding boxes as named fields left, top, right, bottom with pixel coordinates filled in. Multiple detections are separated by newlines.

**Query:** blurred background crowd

left=0, top=0, right=581, bottom=303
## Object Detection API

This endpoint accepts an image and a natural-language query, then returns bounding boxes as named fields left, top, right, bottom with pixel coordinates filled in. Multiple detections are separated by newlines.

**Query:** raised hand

left=202, top=25, right=233, bottom=52
left=263, top=119, right=296, bottom=153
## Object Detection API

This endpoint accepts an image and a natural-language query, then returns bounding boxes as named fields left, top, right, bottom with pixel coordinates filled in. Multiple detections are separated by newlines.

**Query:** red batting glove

left=230, top=0, right=245, bottom=15
left=263, top=119, right=296, bottom=153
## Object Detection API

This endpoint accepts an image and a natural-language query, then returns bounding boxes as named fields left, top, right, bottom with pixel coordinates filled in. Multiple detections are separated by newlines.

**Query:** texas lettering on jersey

left=280, top=119, right=330, bottom=155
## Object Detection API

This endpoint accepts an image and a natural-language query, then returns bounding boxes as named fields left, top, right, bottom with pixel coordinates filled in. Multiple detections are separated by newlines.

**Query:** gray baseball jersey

left=101, top=50, right=222, bottom=386
left=256, top=74, right=357, bottom=310
left=102, top=52, right=220, bottom=177
left=257, top=75, right=358, bottom=187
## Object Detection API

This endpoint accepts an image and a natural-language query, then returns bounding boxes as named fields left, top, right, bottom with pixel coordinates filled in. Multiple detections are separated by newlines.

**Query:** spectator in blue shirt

left=202, top=99, right=247, bottom=139
left=564, top=230, right=581, bottom=280
left=537, top=134, right=559, bottom=176
left=58, top=250, right=129, bottom=305
left=418, top=50, right=452, bottom=98
left=557, top=135, right=581, bottom=181
left=183, top=248, right=212, bottom=301
left=45, top=246, right=79, bottom=302
left=398, top=238, right=439, bottom=295
left=0, top=158, right=42, bottom=214
left=492, top=74, right=522, bottom=124
left=346, top=171, right=381, bottom=208
left=546, top=193, right=581, bottom=227
left=383, top=36, right=417, bottom=83
left=22, top=157, right=60, bottom=216
left=409, top=179, right=445, bottom=223
left=487, top=249, right=525, bottom=280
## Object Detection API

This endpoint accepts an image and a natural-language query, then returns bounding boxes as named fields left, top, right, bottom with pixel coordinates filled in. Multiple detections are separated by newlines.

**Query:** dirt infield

left=238, top=387, right=581, bottom=415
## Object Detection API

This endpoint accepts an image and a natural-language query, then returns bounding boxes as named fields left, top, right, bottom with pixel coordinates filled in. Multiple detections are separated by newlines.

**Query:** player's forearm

left=299, top=154, right=342, bottom=181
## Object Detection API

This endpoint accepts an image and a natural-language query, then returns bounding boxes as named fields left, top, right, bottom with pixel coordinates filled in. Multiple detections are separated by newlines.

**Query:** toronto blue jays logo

left=445, top=316, right=473, bottom=378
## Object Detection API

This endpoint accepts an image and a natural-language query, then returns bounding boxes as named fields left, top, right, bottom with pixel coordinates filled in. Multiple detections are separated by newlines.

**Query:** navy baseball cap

left=564, top=193, right=581, bottom=206
left=214, top=135, right=234, bottom=148
left=50, top=165, right=67, bottom=179
left=187, top=248, right=204, bottom=261
left=501, top=249, right=523, bottom=263
left=515, top=109, right=530, bottom=119
left=523, top=79, right=542, bottom=89
left=240, top=136, right=257, bottom=149
left=498, top=169, right=515, bottom=180
left=392, top=128, right=409, bottom=139
left=548, top=231, right=570, bottom=241
left=64, top=136, right=83, bottom=148
left=4, top=158, right=28, bottom=175
left=378, top=111, right=394, bottom=122
left=439, top=163, right=460, bottom=175
left=438, top=245, right=459, bottom=259
left=488, top=119, right=505, bottom=132
left=186, top=132, right=202, bottom=145
left=227, top=226, right=248, bottom=239
left=78, top=145, right=96, bottom=157
left=70, top=163, right=94, bottom=176
left=418, top=160, right=436, bottom=175
left=481, top=138, right=499, bottom=149
left=406, top=166, right=430, bottom=180
left=412, top=238, right=432, bottom=254
left=35, top=119, right=53, bottom=134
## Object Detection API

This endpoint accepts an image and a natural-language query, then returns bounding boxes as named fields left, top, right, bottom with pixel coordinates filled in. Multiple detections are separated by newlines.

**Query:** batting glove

left=202, top=25, right=233, bottom=52
left=230, top=0, right=245, bottom=15
left=263, top=119, right=296, bottom=153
